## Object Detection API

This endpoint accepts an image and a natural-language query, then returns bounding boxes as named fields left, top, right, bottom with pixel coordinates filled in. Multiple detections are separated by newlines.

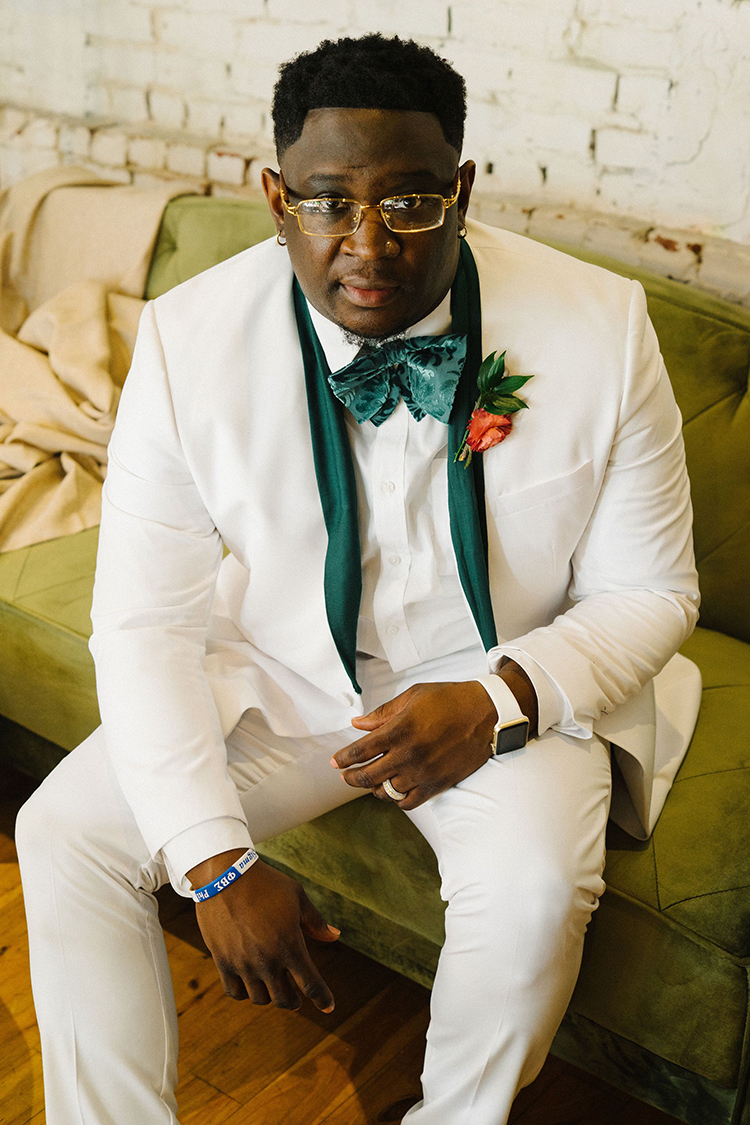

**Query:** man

left=17, top=34, right=700, bottom=1125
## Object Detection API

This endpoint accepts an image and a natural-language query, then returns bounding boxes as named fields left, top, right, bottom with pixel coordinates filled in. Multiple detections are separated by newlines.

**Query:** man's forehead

left=280, top=107, right=458, bottom=181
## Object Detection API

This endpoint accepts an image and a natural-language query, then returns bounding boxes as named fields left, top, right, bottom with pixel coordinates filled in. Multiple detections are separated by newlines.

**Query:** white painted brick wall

left=128, top=135, right=166, bottom=171
left=90, top=128, right=128, bottom=167
left=0, top=0, right=748, bottom=253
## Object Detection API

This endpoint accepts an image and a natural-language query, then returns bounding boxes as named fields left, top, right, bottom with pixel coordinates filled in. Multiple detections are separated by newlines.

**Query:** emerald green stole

left=292, top=240, right=498, bottom=695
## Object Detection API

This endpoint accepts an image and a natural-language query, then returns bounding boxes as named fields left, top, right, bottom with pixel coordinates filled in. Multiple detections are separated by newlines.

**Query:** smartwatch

left=474, top=675, right=530, bottom=756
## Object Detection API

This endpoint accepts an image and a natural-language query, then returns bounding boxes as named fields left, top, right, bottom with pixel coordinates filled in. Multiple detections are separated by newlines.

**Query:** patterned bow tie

left=328, top=334, right=467, bottom=426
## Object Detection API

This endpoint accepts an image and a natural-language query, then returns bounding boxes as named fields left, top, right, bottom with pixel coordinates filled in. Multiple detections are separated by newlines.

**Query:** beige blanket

left=0, top=166, right=196, bottom=553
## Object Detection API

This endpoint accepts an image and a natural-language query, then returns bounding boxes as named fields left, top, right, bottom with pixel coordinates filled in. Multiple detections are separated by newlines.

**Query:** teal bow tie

left=328, top=334, right=467, bottom=426
left=293, top=240, right=498, bottom=694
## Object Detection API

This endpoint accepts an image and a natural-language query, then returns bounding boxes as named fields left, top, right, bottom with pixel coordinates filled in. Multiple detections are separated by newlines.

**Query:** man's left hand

left=331, top=680, right=499, bottom=810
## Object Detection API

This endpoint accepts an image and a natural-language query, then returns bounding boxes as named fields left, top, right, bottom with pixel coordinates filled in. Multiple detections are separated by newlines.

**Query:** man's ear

left=261, top=167, right=285, bottom=236
left=457, top=160, right=476, bottom=228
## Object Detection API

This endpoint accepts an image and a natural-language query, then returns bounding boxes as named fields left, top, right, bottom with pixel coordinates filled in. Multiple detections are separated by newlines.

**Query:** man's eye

left=387, top=196, right=425, bottom=211
left=304, top=198, right=349, bottom=214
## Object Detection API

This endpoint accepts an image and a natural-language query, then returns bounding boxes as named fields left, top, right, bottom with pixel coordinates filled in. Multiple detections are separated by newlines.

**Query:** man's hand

left=331, top=665, right=538, bottom=811
left=187, top=851, right=340, bottom=1012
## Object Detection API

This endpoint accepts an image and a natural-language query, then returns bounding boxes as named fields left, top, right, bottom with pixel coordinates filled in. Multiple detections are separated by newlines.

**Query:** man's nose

left=343, top=207, right=399, bottom=259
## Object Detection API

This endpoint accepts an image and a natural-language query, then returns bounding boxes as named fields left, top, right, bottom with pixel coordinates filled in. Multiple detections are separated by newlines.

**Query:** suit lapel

left=448, top=241, right=498, bottom=651
left=292, top=240, right=497, bottom=697
left=293, top=280, right=362, bottom=693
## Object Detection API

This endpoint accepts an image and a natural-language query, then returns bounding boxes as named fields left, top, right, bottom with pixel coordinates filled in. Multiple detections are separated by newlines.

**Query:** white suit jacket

left=90, top=219, right=701, bottom=860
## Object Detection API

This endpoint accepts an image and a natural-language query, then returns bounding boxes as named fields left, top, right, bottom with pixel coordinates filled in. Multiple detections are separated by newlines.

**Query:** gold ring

left=383, top=778, right=407, bottom=802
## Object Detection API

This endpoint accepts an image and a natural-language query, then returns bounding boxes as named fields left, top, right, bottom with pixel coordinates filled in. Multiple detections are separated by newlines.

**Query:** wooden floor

left=0, top=763, right=682, bottom=1125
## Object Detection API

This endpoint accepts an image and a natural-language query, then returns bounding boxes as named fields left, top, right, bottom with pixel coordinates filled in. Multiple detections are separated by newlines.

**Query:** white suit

left=17, top=220, right=700, bottom=1125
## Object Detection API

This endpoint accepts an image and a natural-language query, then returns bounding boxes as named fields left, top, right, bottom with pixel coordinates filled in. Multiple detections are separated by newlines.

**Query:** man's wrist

left=187, top=848, right=250, bottom=891
left=478, top=660, right=539, bottom=739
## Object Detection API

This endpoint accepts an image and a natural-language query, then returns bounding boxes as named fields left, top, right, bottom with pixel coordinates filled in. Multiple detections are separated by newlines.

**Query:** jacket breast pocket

left=487, top=461, right=596, bottom=619
left=490, top=460, right=595, bottom=518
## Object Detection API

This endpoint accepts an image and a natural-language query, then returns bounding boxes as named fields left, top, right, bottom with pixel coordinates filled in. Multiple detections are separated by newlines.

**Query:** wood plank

left=171, top=933, right=348, bottom=1070
left=314, top=1007, right=427, bottom=1125
left=233, top=977, right=429, bottom=1125
left=189, top=940, right=397, bottom=1104
left=0, top=1045, right=44, bottom=1125
left=174, top=1073, right=243, bottom=1125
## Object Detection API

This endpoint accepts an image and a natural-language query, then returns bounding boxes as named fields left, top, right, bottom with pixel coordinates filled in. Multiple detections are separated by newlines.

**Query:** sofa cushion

left=145, top=196, right=276, bottom=299
left=605, top=627, right=750, bottom=959
left=0, top=527, right=99, bottom=749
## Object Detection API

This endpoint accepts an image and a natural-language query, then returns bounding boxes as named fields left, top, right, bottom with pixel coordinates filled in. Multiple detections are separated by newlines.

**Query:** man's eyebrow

left=302, top=170, right=447, bottom=192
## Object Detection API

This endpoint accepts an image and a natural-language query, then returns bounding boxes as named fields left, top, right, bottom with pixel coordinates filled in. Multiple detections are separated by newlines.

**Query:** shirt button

left=389, top=555, right=401, bottom=566
left=387, top=624, right=399, bottom=636
left=381, top=480, right=396, bottom=494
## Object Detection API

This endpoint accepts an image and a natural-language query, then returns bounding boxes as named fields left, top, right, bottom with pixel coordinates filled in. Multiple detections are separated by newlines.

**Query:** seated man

left=17, top=33, right=699, bottom=1125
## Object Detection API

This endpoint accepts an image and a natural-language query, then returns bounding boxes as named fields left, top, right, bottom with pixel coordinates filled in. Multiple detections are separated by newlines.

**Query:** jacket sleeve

left=90, top=300, right=249, bottom=860
left=488, top=280, right=700, bottom=734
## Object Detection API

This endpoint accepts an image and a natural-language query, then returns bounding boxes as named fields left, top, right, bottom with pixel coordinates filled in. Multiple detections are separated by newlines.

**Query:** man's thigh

left=226, top=710, right=367, bottom=845
left=406, top=728, right=612, bottom=904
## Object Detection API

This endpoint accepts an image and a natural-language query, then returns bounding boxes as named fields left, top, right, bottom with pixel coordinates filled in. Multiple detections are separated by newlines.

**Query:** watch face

left=494, top=718, right=530, bottom=756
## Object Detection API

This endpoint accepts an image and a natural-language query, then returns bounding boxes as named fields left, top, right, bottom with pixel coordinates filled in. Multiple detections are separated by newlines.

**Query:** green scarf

left=293, top=239, right=497, bottom=695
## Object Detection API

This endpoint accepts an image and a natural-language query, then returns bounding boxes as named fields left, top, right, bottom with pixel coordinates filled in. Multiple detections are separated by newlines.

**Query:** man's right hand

left=186, top=850, right=340, bottom=1012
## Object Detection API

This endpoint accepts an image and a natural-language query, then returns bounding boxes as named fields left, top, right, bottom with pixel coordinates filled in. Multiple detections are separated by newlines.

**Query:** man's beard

left=340, top=326, right=407, bottom=351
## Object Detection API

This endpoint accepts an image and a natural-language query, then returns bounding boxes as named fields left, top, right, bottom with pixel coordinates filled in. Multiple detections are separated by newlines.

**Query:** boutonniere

left=454, top=351, right=533, bottom=466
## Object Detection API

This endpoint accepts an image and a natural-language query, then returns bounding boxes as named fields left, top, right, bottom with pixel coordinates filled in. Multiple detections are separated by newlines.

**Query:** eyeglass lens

left=296, top=195, right=447, bottom=235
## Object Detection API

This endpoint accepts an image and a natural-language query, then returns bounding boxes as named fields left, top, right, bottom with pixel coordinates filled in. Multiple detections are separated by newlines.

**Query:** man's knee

left=16, top=767, right=75, bottom=870
left=16, top=734, right=112, bottom=871
left=452, top=848, right=604, bottom=939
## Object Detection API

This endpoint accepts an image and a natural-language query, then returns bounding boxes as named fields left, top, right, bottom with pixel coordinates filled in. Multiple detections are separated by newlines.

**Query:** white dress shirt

left=162, top=291, right=579, bottom=884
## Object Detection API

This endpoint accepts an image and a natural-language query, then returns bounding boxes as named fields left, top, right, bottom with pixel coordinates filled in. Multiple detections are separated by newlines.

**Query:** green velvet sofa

left=2, top=195, right=749, bottom=1125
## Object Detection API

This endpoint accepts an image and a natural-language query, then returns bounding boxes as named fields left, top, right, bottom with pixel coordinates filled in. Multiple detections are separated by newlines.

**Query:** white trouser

left=17, top=647, right=611, bottom=1125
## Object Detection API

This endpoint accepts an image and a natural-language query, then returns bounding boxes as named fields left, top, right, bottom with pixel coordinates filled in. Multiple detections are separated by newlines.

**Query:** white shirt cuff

left=488, top=647, right=592, bottom=740
left=160, top=816, right=253, bottom=890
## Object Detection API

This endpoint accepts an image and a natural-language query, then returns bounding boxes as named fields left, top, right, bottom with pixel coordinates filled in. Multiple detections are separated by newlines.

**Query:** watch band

left=474, top=675, right=530, bottom=756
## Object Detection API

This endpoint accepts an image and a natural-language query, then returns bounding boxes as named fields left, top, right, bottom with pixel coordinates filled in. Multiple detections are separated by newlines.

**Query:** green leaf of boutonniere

left=495, top=374, right=532, bottom=395
left=489, top=394, right=529, bottom=412
left=476, top=350, right=505, bottom=394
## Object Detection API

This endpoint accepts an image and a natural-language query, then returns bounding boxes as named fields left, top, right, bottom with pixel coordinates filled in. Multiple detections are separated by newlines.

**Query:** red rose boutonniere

left=454, top=350, right=533, bottom=466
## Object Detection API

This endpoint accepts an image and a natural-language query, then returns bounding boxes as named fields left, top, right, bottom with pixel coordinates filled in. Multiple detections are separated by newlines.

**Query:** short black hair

left=271, top=34, right=466, bottom=158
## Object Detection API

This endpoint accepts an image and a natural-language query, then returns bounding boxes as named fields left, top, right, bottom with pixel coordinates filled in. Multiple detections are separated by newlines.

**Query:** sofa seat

left=0, top=526, right=99, bottom=758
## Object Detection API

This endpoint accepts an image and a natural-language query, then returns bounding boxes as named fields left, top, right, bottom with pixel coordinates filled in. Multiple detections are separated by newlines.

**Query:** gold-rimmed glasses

left=279, top=173, right=460, bottom=237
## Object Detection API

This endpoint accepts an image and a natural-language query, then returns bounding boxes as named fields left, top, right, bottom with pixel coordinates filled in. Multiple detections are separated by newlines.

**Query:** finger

left=216, top=965, right=249, bottom=1001
left=265, top=970, right=303, bottom=1011
left=286, top=948, right=335, bottom=1013
left=386, top=785, right=426, bottom=812
left=331, top=730, right=383, bottom=770
left=350, top=715, right=386, bottom=730
left=299, top=891, right=341, bottom=944
left=332, top=691, right=415, bottom=769
left=341, top=753, right=403, bottom=789
left=332, top=723, right=401, bottom=770
left=355, top=697, right=401, bottom=726
left=243, top=976, right=272, bottom=1006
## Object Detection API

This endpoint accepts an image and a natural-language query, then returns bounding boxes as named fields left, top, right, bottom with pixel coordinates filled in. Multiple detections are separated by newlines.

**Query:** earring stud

left=276, top=230, right=287, bottom=246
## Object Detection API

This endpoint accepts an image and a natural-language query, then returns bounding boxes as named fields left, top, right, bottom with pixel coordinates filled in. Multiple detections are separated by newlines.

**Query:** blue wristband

left=190, top=847, right=259, bottom=903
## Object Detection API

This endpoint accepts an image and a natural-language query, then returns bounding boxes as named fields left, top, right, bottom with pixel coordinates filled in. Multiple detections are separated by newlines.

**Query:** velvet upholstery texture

left=1, top=194, right=748, bottom=1125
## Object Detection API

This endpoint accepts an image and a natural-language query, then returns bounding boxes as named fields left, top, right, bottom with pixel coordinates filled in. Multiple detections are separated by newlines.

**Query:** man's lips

left=339, top=280, right=400, bottom=307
